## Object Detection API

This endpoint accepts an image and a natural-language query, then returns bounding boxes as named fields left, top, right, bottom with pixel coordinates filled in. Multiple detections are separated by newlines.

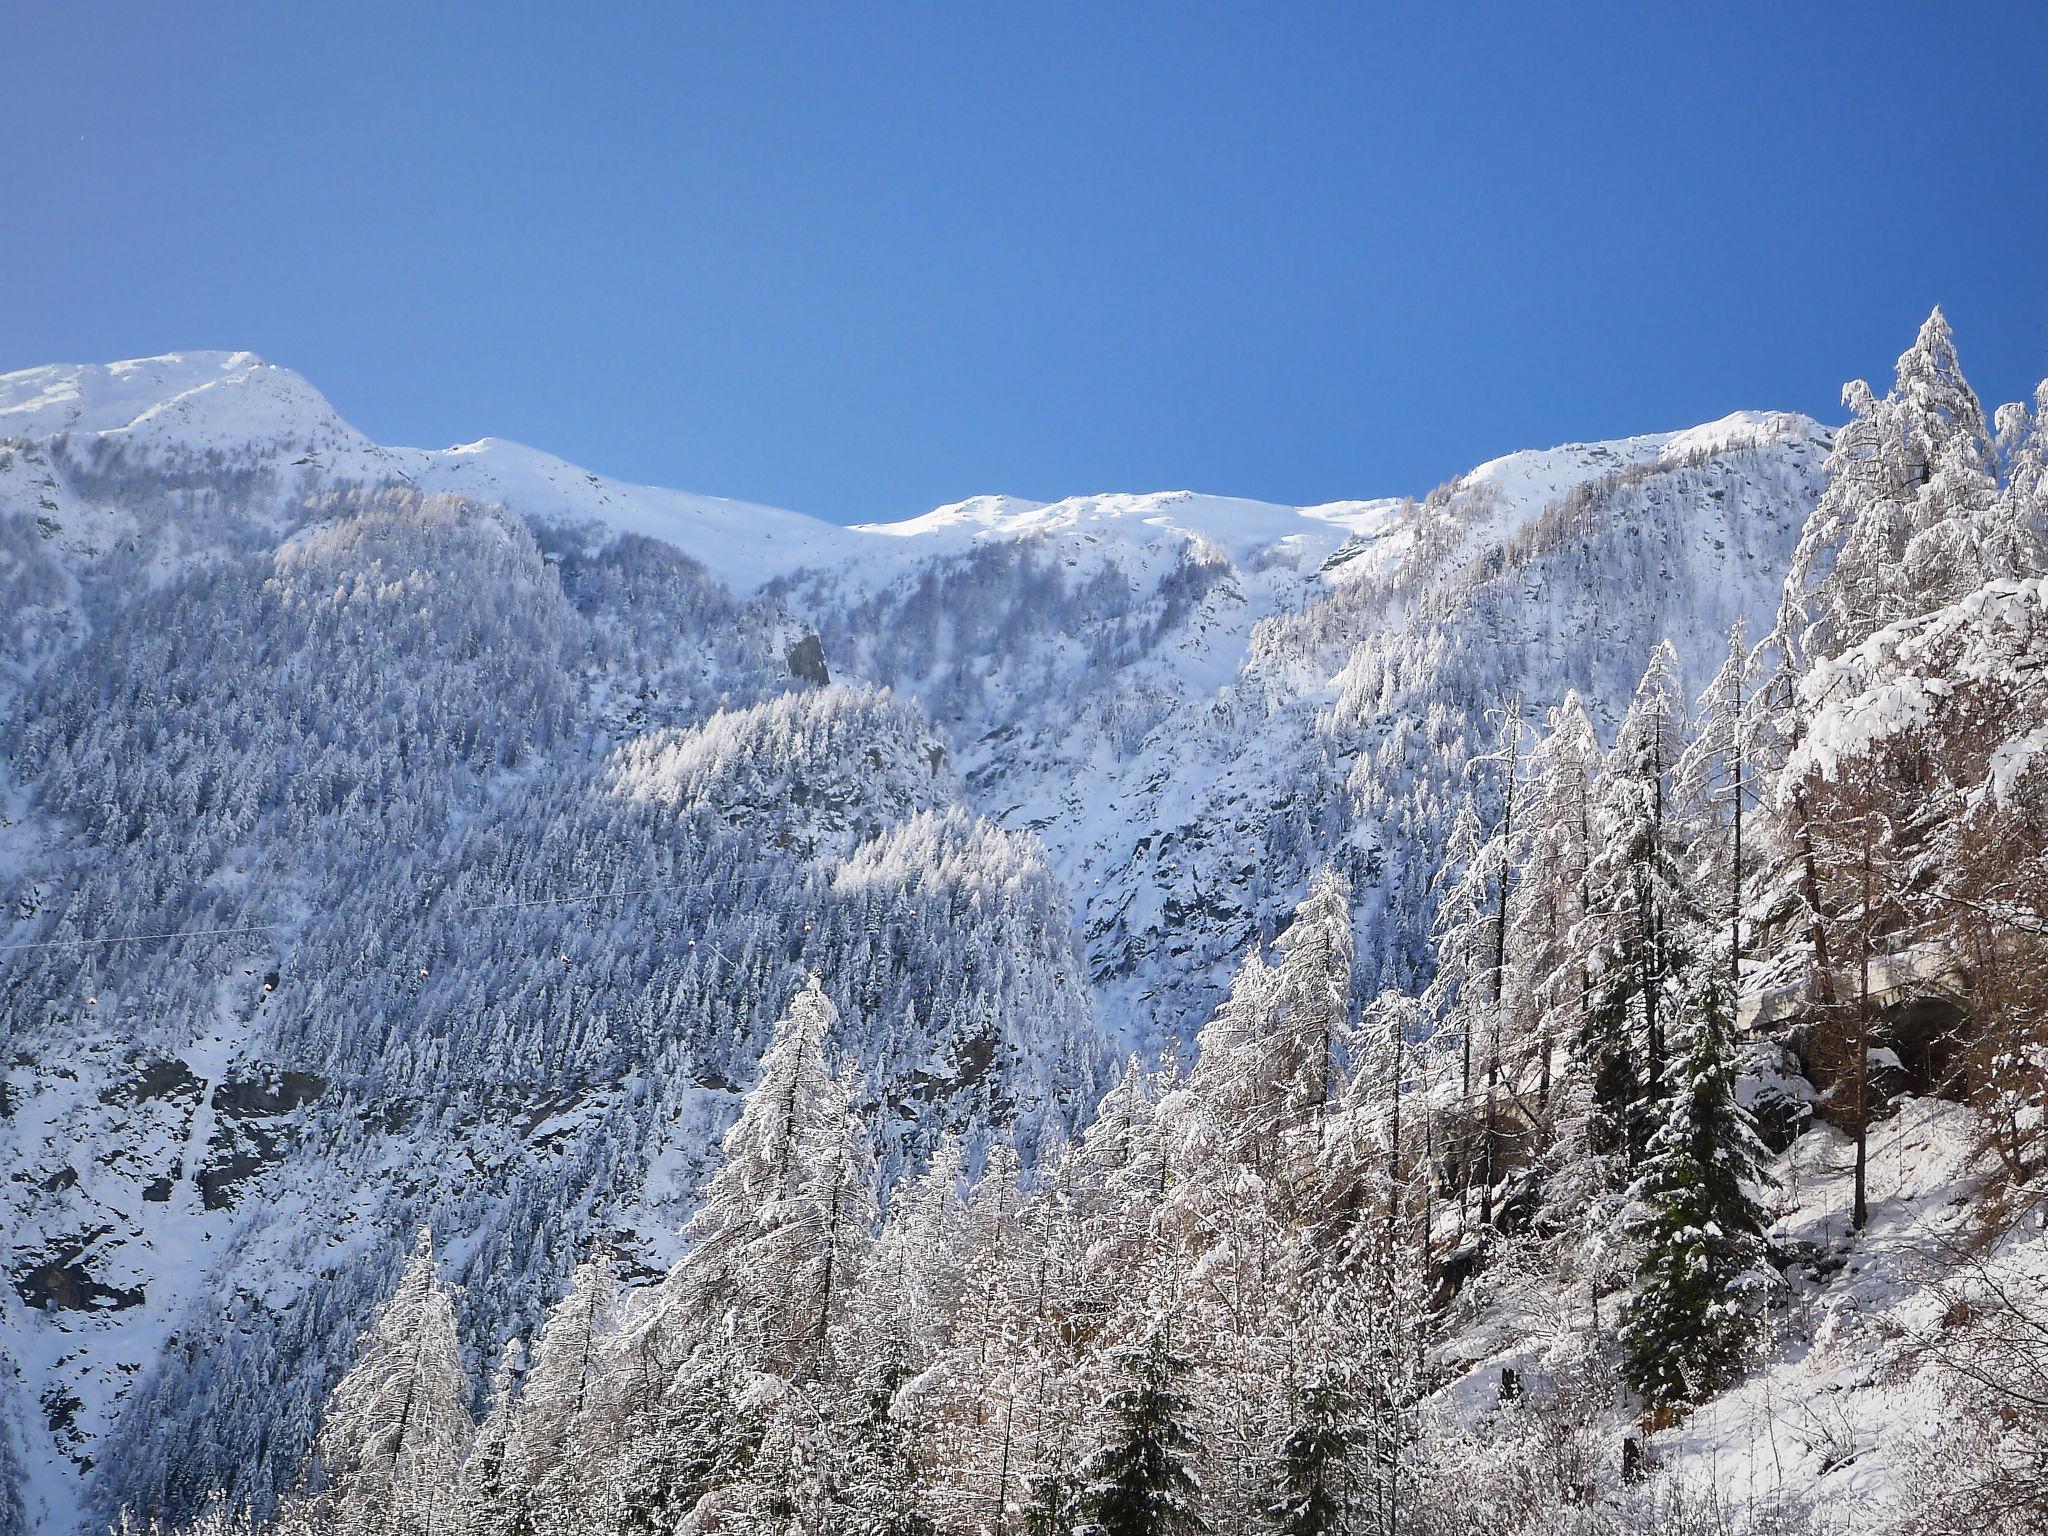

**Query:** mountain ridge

left=0, top=349, right=1821, bottom=591
left=0, top=348, right=1834, bottom=1533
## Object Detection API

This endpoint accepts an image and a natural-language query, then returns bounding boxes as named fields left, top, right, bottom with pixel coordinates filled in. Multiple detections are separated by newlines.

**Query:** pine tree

left=1620, top=977, right=1776, bottom=1409
left=1077, top=1333, right=1206, bottom=1536
left=310, top=1228, right=474, bottom=1536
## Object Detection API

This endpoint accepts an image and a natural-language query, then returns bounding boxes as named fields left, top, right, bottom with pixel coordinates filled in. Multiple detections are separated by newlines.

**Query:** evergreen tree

left=310, top=1228, right=474, bottom=1536
left=1076, top=1333, right=1205, bottom=1536
left=1620, top=978, right=1776, bottom=1409
left=1265, top=1380, right=1359, bottom=1536
left=1020, top=1471, right=1083, bottom=1536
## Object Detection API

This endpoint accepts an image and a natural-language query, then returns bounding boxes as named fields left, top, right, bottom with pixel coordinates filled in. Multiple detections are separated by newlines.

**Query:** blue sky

left=11, top=3, right=2047, bottom=522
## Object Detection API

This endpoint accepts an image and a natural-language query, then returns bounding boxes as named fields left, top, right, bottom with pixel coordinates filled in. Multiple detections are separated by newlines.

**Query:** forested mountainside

left=2, top=312, right=2042, bottom=1536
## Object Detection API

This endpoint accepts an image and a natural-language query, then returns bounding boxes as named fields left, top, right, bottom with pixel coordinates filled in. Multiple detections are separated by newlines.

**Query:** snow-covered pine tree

left=308, top=1228, right=474, bottom=1536
left=1076, top=1332, right=1205, bottom=1536
left=1619, top=974, right=1776, bottom=1410
left=1895, top=309, right=2002, bottom=610
left=610, top=1337, right=765, bottom=1536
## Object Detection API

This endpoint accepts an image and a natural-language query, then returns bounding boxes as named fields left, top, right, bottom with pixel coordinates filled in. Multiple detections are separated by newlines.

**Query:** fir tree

left=1620, top=978, right=1777, bottom=1409
left=1266, top=1379, right=1359, bottom=1536
left=1077, top=1333, right=1206, bottom=1536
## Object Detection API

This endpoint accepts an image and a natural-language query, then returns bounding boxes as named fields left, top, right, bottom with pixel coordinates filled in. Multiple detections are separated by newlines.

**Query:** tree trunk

left=1853, top=826, right=1873, bottom=1233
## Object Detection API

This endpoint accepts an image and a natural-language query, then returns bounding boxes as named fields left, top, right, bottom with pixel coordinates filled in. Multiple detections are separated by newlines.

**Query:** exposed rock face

left=785, top=633, right=830, bottom=686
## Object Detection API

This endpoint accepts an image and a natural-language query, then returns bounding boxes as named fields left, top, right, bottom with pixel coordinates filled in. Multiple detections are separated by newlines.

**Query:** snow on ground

left=1436, top=1094, right=2045, bottom=1525
left=856, top=488, right=1406, bottom=572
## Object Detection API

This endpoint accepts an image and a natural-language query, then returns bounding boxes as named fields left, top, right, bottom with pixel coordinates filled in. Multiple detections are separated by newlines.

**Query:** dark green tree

left=1265, top=1379, right=1358, bottom=1536
left=1077, top=1333, right=1205, bottom=1536
left=1620, top=978, right=1777, bottom=1408
left=1020, top=1471, right=1082, bottom=1536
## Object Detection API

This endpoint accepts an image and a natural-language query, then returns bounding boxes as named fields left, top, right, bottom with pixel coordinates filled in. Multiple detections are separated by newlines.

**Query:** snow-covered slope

left=1429, top=1092, right=2048, bottom=1527
left=0, top=351, right=1834, bottom=1533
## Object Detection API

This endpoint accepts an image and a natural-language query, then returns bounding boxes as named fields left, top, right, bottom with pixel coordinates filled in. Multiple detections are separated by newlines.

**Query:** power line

left=0, top=921, right=290, bottom=955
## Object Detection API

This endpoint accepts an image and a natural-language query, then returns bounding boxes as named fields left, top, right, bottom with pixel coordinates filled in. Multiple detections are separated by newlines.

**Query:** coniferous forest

left=38, top=313, right=2039, bottom=1536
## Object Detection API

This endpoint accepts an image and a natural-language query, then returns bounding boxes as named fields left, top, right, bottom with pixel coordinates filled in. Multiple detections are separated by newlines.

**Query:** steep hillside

left=0, top=353, right=1834, bottom=1533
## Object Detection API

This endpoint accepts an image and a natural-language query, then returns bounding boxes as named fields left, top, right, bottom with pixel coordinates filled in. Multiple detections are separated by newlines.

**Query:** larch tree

left=309, top=1228, right=474, bottom=1536
left=1587, top=640, right=1700, bottom=1167
left=673, top=973, right=842, bottom=1371
left=1675, top=618, right=1766, bottom=1002
left=1503, top=690, right=1601, bottom=1142
left=455, top=1340, right=528, bottom=1536
left=509, top=1246, right=619, bottom=1525
left=1422, top=801, right=1493, bottom=1224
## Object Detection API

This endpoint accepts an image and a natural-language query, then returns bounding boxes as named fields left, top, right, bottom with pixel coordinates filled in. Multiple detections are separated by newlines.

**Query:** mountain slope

left=0, top=352, right=1830, bottom=1533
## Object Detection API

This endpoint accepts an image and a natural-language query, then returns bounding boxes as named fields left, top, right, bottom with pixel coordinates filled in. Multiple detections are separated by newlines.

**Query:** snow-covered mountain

left=0, top=351, right=1831, bottom=1533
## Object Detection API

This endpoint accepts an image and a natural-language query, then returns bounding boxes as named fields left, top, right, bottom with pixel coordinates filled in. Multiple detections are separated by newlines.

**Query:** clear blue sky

left=12, top=3, right=2047, bottom=522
